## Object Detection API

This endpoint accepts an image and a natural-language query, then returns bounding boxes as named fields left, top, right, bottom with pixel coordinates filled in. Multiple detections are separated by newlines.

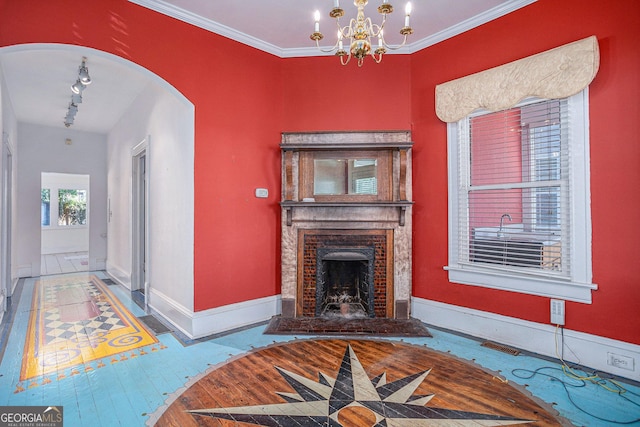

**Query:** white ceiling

left=0, top=47, right=150, bottom=134
left=1, top=0, right=534, bottom=134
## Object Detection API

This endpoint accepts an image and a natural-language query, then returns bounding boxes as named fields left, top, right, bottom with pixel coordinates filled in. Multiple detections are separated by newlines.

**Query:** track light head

left=71, top=79, right=85, bottom=94
left=78, top=57, right=91, bottom=85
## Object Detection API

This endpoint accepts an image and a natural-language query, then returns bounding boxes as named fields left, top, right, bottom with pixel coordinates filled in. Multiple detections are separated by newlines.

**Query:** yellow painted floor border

left=20, top=274, right=159, bottom=382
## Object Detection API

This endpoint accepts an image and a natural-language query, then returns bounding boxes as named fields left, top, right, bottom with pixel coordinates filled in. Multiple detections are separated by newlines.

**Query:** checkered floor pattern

left=41, top=280, right=126, bottom=346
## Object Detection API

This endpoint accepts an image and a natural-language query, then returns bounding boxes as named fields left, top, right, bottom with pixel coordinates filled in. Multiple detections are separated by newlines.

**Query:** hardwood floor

left=156, top=339, right=567, bottom=426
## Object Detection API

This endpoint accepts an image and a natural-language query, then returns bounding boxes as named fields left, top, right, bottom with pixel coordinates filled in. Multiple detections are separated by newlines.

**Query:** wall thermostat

left=255, top=188, right=268, bottom=198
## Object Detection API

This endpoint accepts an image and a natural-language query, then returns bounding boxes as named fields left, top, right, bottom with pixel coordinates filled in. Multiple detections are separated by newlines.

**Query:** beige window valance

left=435, top=36, right=600, bottom=123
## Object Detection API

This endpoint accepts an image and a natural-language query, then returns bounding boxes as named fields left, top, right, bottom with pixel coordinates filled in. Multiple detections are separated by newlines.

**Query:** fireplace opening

left=316, top=248, right=375, bottom=318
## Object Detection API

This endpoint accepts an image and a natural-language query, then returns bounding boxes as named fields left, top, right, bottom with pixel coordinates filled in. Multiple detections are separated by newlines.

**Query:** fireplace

left=316, top=247, right=375, bottom=318
left=299, top=229, right=393, bottom=318
left=280, top=131, right=413, bottom=320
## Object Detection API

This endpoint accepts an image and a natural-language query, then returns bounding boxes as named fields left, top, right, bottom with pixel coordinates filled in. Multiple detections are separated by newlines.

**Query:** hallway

left=0, top=272, right=638, bottom=426
left=40, top=251, right=89, bottom=276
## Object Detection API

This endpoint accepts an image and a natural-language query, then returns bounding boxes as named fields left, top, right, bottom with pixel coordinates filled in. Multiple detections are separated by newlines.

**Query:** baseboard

left=105, top=263, right=131, bottom=290
left=91, top=258, right=106, bottom=271
left=411, top=297, right=640, bottom=381
left=191, top=295, right=281, bottom=338
left=149, top=287, right=281, bottom=340
left=17, top=264, right=32, bottom=278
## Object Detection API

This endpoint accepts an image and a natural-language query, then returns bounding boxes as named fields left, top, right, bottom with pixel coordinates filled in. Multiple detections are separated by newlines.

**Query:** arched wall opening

left=0, top=43, right=195, bottom=325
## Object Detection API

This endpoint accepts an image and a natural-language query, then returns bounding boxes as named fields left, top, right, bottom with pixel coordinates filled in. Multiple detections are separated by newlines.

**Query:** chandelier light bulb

left=314, top=10, right=320, bottom=32
left=405, top=2, right=412, bottom=27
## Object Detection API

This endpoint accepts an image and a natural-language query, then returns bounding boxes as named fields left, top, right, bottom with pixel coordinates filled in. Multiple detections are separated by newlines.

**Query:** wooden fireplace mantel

left=280, top=131, right=414, bottom=319
left=280, top=131, right=413, bottom=227
left=280, top=201, right=414, bottom=226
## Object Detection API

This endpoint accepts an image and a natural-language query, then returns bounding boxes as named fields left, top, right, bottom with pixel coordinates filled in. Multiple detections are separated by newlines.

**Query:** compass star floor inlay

left=155, top=339, right=567, bottom=426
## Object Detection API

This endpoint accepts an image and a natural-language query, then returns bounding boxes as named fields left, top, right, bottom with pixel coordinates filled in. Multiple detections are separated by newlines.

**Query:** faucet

left=498, top=213, right=512, bottom=237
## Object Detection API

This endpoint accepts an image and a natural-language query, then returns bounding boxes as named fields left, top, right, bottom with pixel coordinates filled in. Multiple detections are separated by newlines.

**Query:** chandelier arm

left=336, top=20, right=351, bottom=40
left=372, top=51, right=384, bottom=64
left=315, top=38, right=341, bottom=53
left=370, top=23, right=382, bottom=39
left=382, top=34, right=410, bottom=51
left=346, top=17, right=358, bottom=37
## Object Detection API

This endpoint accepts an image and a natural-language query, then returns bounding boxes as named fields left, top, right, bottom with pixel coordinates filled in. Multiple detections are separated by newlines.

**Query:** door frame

left=1, top=133, right=13, bottom=314
left=131, top=137, right=150, bottom=309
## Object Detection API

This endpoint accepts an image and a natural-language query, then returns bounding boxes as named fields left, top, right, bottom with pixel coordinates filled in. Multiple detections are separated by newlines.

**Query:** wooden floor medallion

left=155, top=339, right=567, bottom=426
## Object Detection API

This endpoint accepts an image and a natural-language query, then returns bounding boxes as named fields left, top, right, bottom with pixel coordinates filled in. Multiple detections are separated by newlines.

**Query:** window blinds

left=460, top=98, right=570, bottom=276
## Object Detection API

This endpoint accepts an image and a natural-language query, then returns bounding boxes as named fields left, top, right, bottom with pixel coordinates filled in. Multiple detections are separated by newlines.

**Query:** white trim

left=446, top=91, right=596, bottom=302
left=191, top=295, right=281, bottom=338
left=405, top=0, right=537, bottom=55
left=128, top=0, right=285, bottom=57
left=445, top=266, right=596, bottom=303
left=106, top=263, right=131, bottom=290
left=568, top=89, right=594, bottom=286
left=149, top=287, right=281, bottom=339
left=17, top=264, right=33, bottom=278
left=131, top=137, right=149, bottom=303
left=412, top=297, right=640, bottom=382
left=128, top=0, right=537, bottom=57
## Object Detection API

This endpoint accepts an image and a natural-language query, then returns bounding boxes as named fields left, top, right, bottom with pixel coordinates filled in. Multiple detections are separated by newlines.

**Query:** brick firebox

left=299, top=229, right=394, bottom=318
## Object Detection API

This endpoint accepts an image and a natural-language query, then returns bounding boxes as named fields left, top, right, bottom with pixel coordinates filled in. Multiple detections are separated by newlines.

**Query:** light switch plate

left=255, top=188, right=268, bottom=198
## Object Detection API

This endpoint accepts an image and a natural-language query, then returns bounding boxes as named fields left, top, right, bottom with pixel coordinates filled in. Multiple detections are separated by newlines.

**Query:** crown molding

left=129, top=0, right=537, bottom=58
left=404, top=0, right=537, bottom=54
left=128, top=0, right=286, bottom=57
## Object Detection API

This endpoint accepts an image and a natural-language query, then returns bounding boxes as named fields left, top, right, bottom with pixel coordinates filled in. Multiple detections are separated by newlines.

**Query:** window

left=58, top=189, right=87, bottom=226
left=446, top=90, right=596, bottom=303
left=41, top=189, right=50, bottom=226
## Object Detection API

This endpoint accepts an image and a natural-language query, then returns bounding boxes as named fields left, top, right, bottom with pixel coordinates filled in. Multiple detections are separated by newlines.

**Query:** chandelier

left=310, top=0, right=413, bottom=67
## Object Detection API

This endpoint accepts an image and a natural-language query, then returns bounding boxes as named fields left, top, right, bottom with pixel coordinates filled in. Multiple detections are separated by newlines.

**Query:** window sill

left=445, top=264, right=597, bottom=303
left=42, top=225, right=89, bottom=230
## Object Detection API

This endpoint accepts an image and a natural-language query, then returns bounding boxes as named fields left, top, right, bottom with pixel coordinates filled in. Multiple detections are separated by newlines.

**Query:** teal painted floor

left=0, top=272, right=638, bottom=426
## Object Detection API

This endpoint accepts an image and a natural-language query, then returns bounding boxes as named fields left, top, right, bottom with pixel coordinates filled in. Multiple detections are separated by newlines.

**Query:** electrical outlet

left=255, top=188, right=268, bottom=198
left=607, top=353, right=635, bottom=371
left=550, top=299, right=565, bottom=325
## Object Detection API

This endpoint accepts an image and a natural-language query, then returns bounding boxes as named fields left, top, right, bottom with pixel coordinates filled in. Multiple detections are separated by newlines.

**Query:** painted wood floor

left=155, top=339, right=565, bottom=426
left=0, top=272, right=639, bottom=427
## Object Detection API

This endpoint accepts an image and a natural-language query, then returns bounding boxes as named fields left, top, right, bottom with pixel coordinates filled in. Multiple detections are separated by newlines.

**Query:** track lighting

left=64, top=57, right=92, bottom=127
left=71, top=79, right=85, bottom=95
left=78, top=58, right=91, bottom=85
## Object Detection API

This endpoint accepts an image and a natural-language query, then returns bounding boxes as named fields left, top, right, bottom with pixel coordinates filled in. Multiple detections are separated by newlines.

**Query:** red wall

left=410, top=0, right=640, bottom=344
left=0, top=0, right=285, bottom=311
left=2, top=0, right=638, bottom=345
left=282, top=55, right=412, bottom=132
